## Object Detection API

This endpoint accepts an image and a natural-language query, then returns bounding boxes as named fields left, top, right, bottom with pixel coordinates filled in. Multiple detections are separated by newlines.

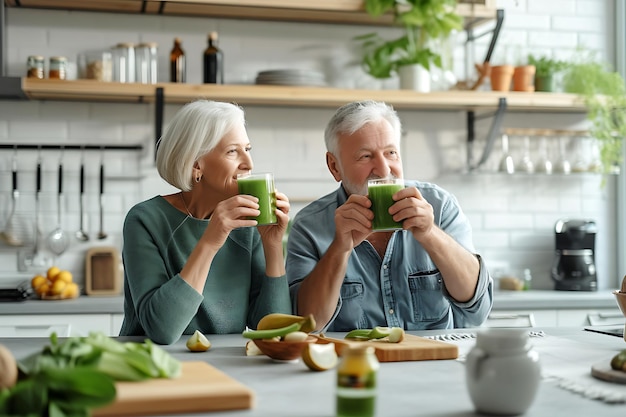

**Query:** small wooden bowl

left=253, top=336, right=316, bottom=361
left=613, top=290, right=626, bottom=316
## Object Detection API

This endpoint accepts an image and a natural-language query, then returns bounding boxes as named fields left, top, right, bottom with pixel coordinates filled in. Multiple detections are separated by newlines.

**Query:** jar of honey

left=26, top=55, right=45, bottom=79
left=49, top=56, right=67, bottom=80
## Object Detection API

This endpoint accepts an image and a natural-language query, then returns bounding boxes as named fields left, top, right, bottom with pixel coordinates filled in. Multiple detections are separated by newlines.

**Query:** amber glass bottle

left=203, top=31, right=223, bottom=84
left=170, top=37, right=186, bottom=83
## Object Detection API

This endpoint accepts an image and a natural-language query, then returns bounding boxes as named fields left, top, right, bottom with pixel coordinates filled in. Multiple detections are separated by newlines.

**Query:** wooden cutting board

left=315, top=334, right=458, bottom=362
left=591, top=359, right=626, bottom=384
left=93, top=362, right=254, bottom=416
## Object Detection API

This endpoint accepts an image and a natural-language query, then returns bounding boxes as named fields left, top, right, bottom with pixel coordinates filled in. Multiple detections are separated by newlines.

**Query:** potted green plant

left=527, top=54, right=567, bottom=92
left=562, top=51, right=626, bottom=175
left=356, top=0, right=463, bottom=91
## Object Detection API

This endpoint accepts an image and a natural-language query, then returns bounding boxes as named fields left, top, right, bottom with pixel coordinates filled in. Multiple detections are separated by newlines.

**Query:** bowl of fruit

left=243, top=313, right=317, bottom=361
left=31, top=266, right=80, bottom=300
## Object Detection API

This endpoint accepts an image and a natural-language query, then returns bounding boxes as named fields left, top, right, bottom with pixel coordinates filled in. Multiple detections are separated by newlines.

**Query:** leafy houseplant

left=357, top=0, right=463, bottom=79
left=527, top=54, right=567, bottom=92
left=563, top=53, right=626, bottom=175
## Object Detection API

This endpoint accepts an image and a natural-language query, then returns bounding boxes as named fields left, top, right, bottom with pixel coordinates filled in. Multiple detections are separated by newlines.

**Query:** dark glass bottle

left=170, top=37, right=186, bottom=83
left=203, top=31, right=223, bottom=84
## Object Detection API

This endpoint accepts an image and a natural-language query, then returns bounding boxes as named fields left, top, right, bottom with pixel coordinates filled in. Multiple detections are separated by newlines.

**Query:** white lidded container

left=135, top=42, right=158, bottom=84
left=465, top=328, right=541, bottom=415
left=112, top=42, right=135, bottom=83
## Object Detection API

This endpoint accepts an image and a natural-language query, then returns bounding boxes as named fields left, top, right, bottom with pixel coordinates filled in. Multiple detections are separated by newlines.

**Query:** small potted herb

left=356, top=0, right=462, bottom=91
left=527, top=54, right=567, bottom=92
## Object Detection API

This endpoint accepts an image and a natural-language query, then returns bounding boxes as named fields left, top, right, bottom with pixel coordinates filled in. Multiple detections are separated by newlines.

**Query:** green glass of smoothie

left=237, top=173, right=277, bottom=225
left=368, top=179, right=404, bottom=231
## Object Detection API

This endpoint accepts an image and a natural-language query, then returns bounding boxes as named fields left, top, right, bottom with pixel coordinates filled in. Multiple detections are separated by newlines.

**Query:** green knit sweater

left=119, top=196, right=291, bottom=344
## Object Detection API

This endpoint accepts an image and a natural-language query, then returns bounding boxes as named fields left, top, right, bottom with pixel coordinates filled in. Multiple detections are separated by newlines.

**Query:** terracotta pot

left=535, top=74, right=555, bottom=92
left=513, top=65, right=536, bottom=92
left=490, top=65, right=514, bottom=91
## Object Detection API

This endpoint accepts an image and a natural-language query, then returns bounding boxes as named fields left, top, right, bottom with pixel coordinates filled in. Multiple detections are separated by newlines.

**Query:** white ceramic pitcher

left=465, top=328, right=541, bottom=415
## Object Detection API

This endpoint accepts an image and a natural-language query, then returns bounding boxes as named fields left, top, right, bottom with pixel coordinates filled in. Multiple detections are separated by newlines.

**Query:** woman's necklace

left=180, top=192, right=194, bottom=218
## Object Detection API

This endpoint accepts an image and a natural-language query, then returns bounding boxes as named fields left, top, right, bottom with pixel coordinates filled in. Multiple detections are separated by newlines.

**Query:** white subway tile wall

left=0, top=0, right=619, bottom=291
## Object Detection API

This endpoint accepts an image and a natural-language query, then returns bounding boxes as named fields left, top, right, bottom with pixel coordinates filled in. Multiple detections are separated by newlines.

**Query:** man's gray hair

left=324, top=100, right=402, bottom=156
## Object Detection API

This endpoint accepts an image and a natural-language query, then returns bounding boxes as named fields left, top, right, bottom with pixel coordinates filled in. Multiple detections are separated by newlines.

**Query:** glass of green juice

left=368, top=178, right=404, bottom=231
left=237, top=172, right=277, bottom=225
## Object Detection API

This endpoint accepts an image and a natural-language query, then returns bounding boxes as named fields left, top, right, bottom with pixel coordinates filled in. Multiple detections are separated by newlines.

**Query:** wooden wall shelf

left=19, top=78, right=586, bottom=113
left=4, top=0, right=496, bottom=27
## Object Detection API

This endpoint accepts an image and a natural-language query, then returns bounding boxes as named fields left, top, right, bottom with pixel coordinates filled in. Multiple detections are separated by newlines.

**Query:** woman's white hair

left=324, top=100, right=401, bottom=157
left=156, top=100, right=245, bottom=191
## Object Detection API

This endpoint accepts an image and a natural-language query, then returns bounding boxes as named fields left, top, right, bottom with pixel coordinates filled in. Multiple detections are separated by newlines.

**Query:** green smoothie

left=237, top=174, right=277, bottom=225
left=368, top=182, right=403, bottom=231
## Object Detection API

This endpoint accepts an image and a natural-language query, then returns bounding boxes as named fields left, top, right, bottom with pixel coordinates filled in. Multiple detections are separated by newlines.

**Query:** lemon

left=47, top=266, right=61, bottom=281
left=31, top=275, right=47, bottom=290
left=301, top=342, right=338, bottom=372
left=61, top=282, right=79, bottom=299
left=35, top=282, right=51, bottom=297
left=55, top=270, right=73, bottom=284
left=49, top=279, right=67, bottom=296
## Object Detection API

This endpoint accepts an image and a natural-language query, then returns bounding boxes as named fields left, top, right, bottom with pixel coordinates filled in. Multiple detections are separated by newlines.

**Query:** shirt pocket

left=408, top=271, right=448, bottom=322
left=336, top=281, right=367, bottom=330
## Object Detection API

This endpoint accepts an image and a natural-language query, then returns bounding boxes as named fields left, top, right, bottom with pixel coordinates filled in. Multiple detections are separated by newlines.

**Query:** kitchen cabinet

left=0, top=314, right=113, bottom=337
left=487, top=307, right=624, bottom=328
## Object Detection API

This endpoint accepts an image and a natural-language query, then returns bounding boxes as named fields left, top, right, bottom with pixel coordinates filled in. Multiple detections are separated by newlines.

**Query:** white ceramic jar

left=465, top=328, right=541, bottom=415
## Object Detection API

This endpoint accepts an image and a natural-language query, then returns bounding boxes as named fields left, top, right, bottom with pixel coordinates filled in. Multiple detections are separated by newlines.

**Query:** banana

left=256, top=313, right=316, bottom=333
left=242, top=322, right=301, bottom=340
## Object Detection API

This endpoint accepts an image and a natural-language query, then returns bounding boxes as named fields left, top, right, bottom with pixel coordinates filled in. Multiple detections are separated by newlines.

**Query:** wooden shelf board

left=8, top=0, right=496, bottom=26
left=21, top=79, right=587, bottom=112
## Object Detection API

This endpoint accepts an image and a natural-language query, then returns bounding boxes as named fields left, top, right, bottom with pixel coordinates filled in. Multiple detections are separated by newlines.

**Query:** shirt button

left=389, top=308, right=394, bottom=315
left=383, top=265, right=388, bottom=270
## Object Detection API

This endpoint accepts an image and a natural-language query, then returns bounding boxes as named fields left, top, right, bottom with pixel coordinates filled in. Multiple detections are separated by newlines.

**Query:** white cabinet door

left=0, top=314, right=111, bottom=337
left=111, top=314, right=124, bottom=336
left=484, top=310, right=558, bottom=327
left=557, top=308, right=624, bottom=327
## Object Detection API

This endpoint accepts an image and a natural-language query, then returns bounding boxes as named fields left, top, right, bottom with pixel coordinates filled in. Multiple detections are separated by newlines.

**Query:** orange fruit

left=61, top=282, right=79, bottom=299
left=55, top=270, right=73, bottom=284
left=47, top=266, right=61, bottom=281
left=31, top=275, right=47, bottom=290
left=49, top=279, right=67, bottom=296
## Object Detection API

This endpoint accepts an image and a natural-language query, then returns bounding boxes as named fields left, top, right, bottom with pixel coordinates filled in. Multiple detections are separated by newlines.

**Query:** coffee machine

left=551, top=219, right=597, bottom=291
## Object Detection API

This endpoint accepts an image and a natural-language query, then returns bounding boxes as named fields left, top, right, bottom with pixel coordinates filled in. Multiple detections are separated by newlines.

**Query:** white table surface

left=2, top=327, right=625, bottom=416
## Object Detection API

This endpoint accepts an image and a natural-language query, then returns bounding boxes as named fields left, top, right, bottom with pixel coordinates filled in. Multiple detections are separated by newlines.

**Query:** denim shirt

left=286, top=181, right=493, bottom=332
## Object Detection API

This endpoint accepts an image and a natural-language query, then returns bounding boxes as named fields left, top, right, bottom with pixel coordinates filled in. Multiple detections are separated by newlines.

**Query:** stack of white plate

left=255, top=69, right=326, bottom=87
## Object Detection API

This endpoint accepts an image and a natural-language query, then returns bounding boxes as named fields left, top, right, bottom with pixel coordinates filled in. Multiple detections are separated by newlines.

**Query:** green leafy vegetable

left=0, top=331, right=182, bottom=417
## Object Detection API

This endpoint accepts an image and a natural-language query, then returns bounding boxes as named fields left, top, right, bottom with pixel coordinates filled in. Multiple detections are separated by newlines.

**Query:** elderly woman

left=120, top=100, right=291, bottom=344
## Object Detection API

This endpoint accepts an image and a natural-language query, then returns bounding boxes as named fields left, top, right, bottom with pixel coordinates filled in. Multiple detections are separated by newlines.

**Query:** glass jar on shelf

left=112, top=42, right=135, bottom=83
left=48, top=56, right=67, bottom=80
left=26, top=55, right=45, bottom=79
left=78, top=50, right=113, bottom=81
left=135, top=42, right=158, bottom=84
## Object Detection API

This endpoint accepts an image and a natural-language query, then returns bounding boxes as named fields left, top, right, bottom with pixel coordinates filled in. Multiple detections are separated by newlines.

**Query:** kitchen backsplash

left=0, top=0, right=620, bottom=291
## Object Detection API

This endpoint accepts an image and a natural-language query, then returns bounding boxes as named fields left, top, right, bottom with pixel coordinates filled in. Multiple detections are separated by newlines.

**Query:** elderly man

left=286, top=100, right=493, bottom=332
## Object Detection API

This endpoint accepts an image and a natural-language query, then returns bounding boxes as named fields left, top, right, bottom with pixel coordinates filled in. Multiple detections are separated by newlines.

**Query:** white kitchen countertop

left=0, top=290, right=619, bottom=316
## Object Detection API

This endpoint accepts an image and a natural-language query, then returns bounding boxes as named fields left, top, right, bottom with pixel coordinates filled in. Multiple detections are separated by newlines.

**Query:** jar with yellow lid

left=336, top=345, right=379, bottom=417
